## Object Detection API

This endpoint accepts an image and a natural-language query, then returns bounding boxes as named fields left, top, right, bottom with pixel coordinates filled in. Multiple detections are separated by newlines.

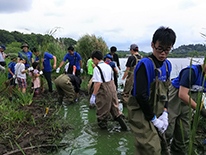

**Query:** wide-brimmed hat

left=21, top=43, right=29, bottom=49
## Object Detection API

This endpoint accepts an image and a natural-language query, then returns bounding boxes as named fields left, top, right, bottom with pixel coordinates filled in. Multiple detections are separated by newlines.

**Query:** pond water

left=51, top=57, right=205, bottom=155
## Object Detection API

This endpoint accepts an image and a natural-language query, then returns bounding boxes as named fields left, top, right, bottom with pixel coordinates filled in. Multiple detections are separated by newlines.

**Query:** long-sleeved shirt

left=132, top=54, right=168, bottom=120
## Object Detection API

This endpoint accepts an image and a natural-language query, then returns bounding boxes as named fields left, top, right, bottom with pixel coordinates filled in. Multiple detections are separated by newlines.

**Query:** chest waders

left=54, top=74, right=75, bottom=103
left=165, top=86, right=199, bottom=154
left=127, top=58, right=170, bottom=155
left=95, top=65, right=123, bottom=129
left=122, top=54, right=142, bottom=104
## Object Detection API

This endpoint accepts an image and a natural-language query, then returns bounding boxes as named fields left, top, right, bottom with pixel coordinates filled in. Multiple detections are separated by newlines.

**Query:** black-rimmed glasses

left=154, top=45, right=172, bottom=54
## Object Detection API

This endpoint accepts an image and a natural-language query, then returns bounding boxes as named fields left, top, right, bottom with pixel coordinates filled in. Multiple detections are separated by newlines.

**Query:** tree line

left=1, top=29, right=206, bottom=59
left=117, top=44, right=206, bottom=58
left=0, top=29, right=77, bottom=52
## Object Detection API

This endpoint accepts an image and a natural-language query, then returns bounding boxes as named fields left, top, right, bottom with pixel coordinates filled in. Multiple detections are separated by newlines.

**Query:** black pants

left=114, top=72, right=118, bottom=90
left=67, top=64, right=81, bottom=77
left=0, top=61, right=6, bottom=66
left=43, top=71, right=52, bottom=92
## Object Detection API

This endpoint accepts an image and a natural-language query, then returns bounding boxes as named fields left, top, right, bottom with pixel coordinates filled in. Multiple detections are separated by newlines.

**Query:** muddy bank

left=1, top=88, right=206, bottom=154
left=0, top=90, right=74, bottom=155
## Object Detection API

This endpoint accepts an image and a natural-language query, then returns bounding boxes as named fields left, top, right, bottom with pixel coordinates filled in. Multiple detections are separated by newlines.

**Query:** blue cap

left=0, top=45, right=6, bottom=50
left=104, top=54, right=113, bottom=60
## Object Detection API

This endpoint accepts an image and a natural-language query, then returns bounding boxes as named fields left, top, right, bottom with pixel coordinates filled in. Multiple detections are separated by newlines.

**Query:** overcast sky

left=1, top=0, right=206, bottom=52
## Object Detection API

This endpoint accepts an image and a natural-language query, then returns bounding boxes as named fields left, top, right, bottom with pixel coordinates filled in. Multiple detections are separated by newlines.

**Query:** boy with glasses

left=127, top=26, right=176, bottom=155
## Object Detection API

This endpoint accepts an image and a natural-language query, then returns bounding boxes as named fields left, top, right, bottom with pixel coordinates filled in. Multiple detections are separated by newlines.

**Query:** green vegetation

left=1, top=29, right=206, bottom=59
left=0, top=29, right=76, bottom=52
left=114, top=44, right=206, bottom=58
left=75, top=34, right=109, bottom=73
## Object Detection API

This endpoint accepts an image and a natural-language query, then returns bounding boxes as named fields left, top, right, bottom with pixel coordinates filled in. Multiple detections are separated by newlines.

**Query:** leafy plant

left=75, top=34, right=109, bottom=73
left=15, top=89, right=34, bottom=106
left=187, top=56, right=206, bottom=155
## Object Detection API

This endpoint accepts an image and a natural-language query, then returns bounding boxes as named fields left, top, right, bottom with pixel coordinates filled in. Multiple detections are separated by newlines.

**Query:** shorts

left=17, top=77, right=27, bottom=88
left=9, top=78, right=16, bottom=86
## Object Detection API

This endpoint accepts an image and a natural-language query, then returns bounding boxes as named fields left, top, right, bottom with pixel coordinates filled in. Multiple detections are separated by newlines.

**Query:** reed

left=75, top=34, right=109, bottom=74
left=187, top=56, right=206, bottom=154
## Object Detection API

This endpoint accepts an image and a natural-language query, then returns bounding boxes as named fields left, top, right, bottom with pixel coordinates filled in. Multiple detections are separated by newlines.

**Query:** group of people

left=2, top=26, right=206, bottom=155
left=5, top=43, right=58, bottom=100
left=2, top=43, right=84, bottom=103
left=118, top=26, right=206, bottom=155
left=87, top=26, right=206, bottom=155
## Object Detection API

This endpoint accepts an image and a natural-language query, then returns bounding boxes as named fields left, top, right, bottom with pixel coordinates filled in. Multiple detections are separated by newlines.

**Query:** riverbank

left=0, top=90, right=74, bottom=155
left=1, top=86, right=206, bottom=154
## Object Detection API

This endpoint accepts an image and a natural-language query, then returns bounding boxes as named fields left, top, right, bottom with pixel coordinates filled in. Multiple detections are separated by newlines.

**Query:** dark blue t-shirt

left=18, top=51, right=33, bottom=67
left=8, top=62, right=16, bottom=78
left=178, top=65, right=201, bottom=88
left=105, top=60, right=116, bottom=69
left=35, top=52, right=54, bottom=72
left=63, top=52, right=82, bottom=70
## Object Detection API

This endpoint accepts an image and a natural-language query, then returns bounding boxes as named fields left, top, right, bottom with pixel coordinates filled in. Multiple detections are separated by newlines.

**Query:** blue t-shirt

left=105, top=60, right=116, bottom=69
left=63, top=52, right=82, bottom=70
left=18, top=51, right=33, bottom=67
left=8, top=62, right=16, bottom=78
left=172, top=65, right=206, bottom=92
left=35, top=52, right=54, bottom=72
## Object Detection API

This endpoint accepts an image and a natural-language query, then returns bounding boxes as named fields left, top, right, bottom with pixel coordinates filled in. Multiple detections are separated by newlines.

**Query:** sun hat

left=0, top=45, right=6, bottom=50
left=21, top=43, right=29, bottom=49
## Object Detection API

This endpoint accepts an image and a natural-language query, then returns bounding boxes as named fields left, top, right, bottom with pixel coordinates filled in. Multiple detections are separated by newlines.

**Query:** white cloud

left=0, top=0, right=206, bottom=52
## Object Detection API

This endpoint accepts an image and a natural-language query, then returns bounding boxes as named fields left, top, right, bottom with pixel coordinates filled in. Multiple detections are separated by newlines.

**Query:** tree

left=75, top=34, right=109, bottom=71
left=0, top=30, right=16, bottom=44
left=5, top=42, right=21, bottom=54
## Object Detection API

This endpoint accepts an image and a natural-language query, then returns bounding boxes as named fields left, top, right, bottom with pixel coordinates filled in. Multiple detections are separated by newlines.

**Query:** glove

left=151, top=115, right=165, bottom=134
left=56, top=68, right=60, bottom=73
left=90, top=94, right=96, bottom=105
left=28, top=67, right=34, bottom=71
left=158, top=111, right=169, bottom=133
left=13, top=75, right=15, bottom=79
left=201, top=108, right=206, bottom=118
left=120, top=80, right=124, bottom=87
left=39, top=71, right=43, bottom=75
left=80, top=68, right=83, bottom=73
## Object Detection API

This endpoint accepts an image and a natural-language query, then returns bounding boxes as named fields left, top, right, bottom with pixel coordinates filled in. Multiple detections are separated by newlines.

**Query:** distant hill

left=169, top=44, right=206, bottom=57
left=0, top=29, right=77, bottom=51
left=117, top=44, right=206, bottom=58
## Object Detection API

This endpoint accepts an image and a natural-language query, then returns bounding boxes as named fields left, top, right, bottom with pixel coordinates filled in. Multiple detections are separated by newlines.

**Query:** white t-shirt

left=0, top=52, right=5, bottom=62
left=92, top=61, right=113, bottom=83
left=15, top=63, right=26, bottom=79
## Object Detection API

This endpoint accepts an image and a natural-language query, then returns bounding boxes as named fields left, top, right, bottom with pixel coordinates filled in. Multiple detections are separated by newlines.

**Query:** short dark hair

left=110, top=46, right=117, bottom=53
left=68, top=45, right=74, bottom=51
left=32, top=62, right=39, bottom=69
left=91, top=50, right=103, bottom=60
left=19, top=57, right=27, bottom=62
left=152, top=26, right=176, bottom=46
left=31, top=47, right=39, bottom=53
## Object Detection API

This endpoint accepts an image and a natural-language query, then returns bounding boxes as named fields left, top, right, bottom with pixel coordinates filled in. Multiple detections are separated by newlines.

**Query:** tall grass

left=75, top=34, right=109, bottom=73
left=187, top=56, right=206, bottom=154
